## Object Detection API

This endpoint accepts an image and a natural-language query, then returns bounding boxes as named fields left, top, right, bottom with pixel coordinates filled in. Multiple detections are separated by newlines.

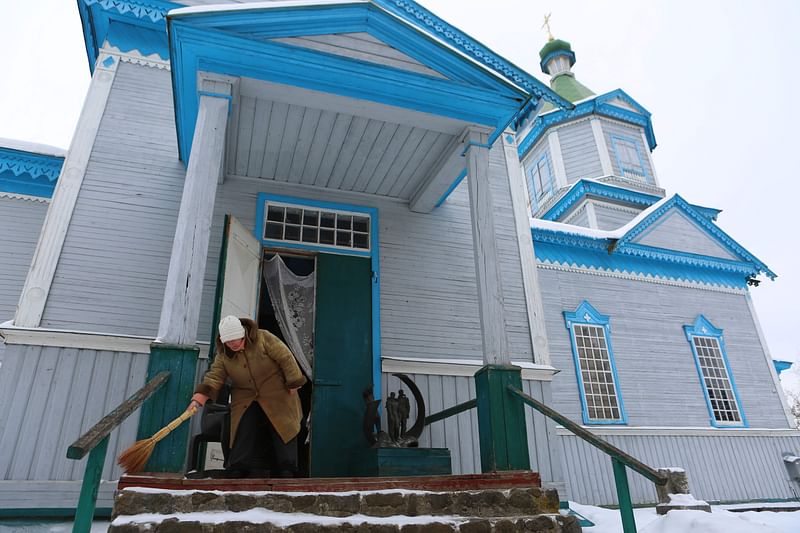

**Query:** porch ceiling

left=227, top=77, right=464, bottom=201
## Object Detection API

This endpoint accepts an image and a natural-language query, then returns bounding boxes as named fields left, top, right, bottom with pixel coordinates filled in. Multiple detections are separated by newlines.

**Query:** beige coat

left=195, top=318, right=307, bottom=445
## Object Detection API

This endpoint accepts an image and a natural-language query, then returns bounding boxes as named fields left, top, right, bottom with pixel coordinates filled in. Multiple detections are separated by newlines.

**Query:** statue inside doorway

left=363, top=373, right=425, bottom=448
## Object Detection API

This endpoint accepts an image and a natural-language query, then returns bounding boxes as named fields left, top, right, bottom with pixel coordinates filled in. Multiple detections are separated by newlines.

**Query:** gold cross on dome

left=542, top=13, right=554, bottom=41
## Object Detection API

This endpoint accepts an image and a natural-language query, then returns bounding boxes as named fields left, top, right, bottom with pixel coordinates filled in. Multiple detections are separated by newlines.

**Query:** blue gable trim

left=563, top=300, right=628, bottom=425
left=0, top=147, right=63, bottom=198
left=78, top=0, right=176, bottom=71
left=168, top=5, right=527, bottom=162
left=683, top=315, right=749, bottom=428
left=541, top=180, right=662, bottom=221
left=618, top=194, right=776, bottom=279
left=773, top=360, right=793, bottom=375
left=518, top=89, right=657, bottom=159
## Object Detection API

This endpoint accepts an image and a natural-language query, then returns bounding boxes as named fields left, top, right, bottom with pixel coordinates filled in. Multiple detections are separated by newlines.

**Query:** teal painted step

left=352, top=448, right=452, bottom=477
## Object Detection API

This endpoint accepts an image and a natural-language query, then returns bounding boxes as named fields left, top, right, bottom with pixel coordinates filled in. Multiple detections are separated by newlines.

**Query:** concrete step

left=109, top=487, right=580, bottom=532
left=112, top=487, right=558, bottom=519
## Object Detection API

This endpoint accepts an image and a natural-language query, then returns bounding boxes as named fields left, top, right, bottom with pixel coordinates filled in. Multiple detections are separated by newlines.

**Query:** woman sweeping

left=189, top=315, right=307, bottom=478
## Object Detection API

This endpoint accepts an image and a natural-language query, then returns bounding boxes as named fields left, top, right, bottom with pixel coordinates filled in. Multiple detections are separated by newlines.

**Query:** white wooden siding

left=0, top=344, right=148, bottom=484
left=382, top=372, right=562, bottom=487
left=228, top=94, right=456, bottom=200
left=563, top=204, right=590, bottom=227
left=0, top=197, right=48, bottom=321
left=556, top=120, right=603, bottom=183
left=559, top=432, right=800, bottom=504
left=273, top=33, right=446, bottom=79
left=39, top=62, right=184, bottom=335
left=593, top=203, right=641, bottom=230
left=198, top=140, right=535, bottom=365
left=633, top=210, right=739, bottom=260
left=537, top=267, right=791, bottom=429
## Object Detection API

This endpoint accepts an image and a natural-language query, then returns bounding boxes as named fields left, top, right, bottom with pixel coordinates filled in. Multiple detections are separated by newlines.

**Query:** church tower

left=518, top=36, right=662, bottom=230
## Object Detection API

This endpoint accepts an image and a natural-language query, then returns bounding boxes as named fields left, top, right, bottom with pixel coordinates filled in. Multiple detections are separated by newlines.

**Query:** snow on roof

left=531, top=194, right=673, bottom=240
left=0, top=137, right=67, bottom=158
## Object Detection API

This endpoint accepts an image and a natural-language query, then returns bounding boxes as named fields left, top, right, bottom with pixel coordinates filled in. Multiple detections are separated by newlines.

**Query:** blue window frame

left=527, top=152, right=554, bottom=210
left=684, top=315, right=747, bottom=428
left=610, top=135, right=649, bottom=183
left=564, top=301, right=627, bottom=425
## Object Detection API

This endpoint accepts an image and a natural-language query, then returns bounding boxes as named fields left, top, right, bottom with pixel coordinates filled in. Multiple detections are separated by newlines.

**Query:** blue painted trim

left=609, top=134, right=651, bottom=184
left=617, top=194, right=776, bottom=279
left=563, top=301, right=627, bottom=425
left=169, top=19, right=522, bottom=162
left=255, top=193, right=382, bottom=400
left=0, top=147, right=64, bottom=198
left=683, top=315, right=749, bottom=428
left=539, top=49, right=576, bottom=74
left=540, top=179, right=661, bottom=221
left=773, top=360, right=793, bottom=375
left=527, top=152, right=554, bottom=211
left=518, top=89, right=657, bottom=159
left=434, top=169, right=467, bottom=208
left=78, top=0, right=176, bottom=72
left=370, top=0, right=572, bottom=110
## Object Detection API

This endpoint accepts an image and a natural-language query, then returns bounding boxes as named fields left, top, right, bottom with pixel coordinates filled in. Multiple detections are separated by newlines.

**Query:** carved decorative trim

left=0, top=191, right=50, bottom=203
left=82, top=0, right=168, bottom=23
left=100, top=47, right=171, bottom=71
left=0, top=148, right=63, bottom=181
left=375, top=0, right=571, bottom=109
left=537, top=261, right=747, bottom=295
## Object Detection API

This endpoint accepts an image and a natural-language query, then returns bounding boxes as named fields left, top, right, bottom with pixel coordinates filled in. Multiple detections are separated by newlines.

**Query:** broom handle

left=151, top=406, right=196, bottom=443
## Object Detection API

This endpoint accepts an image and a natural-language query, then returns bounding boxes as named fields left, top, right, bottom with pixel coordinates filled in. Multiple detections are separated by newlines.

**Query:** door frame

left=254, top=193, right=381, bottom=399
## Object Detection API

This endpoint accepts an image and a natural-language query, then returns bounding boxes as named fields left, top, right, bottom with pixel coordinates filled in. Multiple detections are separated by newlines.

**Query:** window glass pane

left=336, top=214, right=352, bottom=230
left=692, top=335, right=742, bottom=424
left=320, top=213, right=336, bottom=228
left=353, top=216, right=369, bottom=233
left=303, top=210, right=319, bottom=226
left=265, top=222, right=283, bottom=239
left=302, top=227, right=318, bottom=243
left=284, top=224, right=301, bottom=241
left=573, top=323, right=622, bottom=422
left=319, top=229, right=335, bottom=245
left=286, top=207, right=302, bottom=225
left=353, top=233, right=369, bottom=249
left=267, top=205, right=285, bottom=222
left=336, top=230, right=352, bottom=247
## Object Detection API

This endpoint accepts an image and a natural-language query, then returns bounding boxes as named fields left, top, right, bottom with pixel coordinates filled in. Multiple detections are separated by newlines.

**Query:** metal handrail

left=66, top=371, right=171, bottom=533
left=507, top=385, right=668, bottom=533
left=424, top=398, right=477, bottom=426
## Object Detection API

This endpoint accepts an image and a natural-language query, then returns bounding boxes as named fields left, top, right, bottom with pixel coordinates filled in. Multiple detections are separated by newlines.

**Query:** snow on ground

left=3, top=503, right=800, bottom=532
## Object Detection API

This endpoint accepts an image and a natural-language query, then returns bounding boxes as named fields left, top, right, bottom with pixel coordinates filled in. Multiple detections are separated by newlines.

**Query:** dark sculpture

left=363, top=373, right=425, bottom=448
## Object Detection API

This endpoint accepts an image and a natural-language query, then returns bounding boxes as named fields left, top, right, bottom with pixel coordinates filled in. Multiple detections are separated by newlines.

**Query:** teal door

left=310, top=253, right=373, bottom=477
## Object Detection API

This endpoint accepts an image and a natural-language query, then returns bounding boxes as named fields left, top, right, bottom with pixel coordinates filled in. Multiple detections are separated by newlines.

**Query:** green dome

left=539, top=38, right=572, bottom=60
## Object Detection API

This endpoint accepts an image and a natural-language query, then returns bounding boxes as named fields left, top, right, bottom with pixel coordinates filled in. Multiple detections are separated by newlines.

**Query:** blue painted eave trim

left=773, top=360, right=793, bottom=375
left=168, top=17, right=524, bottom=162
left=518, top=89, right=657, bottom=159
left=540, top=179, right=661, bottom=222
left=618, top=194, right=776, bottom=279
left=78, top=0, right=176, bottom=72
left=0, top=147, right=63, bottom=198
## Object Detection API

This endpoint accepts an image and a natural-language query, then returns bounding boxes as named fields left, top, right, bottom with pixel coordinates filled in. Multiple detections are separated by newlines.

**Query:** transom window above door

left=263, top=201, right=371, bottom=252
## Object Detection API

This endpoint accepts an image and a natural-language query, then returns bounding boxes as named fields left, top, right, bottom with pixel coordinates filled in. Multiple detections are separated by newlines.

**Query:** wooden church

left=0, top=0, right=798, bottom=518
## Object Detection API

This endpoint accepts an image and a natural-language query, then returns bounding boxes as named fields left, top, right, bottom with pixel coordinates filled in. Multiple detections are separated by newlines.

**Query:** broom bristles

left=117, top=406, right=196, bottom=474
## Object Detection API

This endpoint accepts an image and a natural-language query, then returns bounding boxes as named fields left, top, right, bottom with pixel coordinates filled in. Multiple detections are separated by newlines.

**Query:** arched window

left=684, top=315, right=747, bottom=427
left=564, top=301, right=626, bottom=424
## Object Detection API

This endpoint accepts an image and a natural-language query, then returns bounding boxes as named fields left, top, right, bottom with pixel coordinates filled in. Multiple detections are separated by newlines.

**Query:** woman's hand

left=188, top=392, right=209, bottom=410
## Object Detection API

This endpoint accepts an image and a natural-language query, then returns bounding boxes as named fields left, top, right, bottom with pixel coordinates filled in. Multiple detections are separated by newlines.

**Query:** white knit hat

left=218, top=315, right=245, bottom=343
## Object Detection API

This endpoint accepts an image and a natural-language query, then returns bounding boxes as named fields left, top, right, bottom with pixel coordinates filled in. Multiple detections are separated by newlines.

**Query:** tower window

left=527, top=153, right=554, bottom=210
left=610, top=135, right=648, bottom=181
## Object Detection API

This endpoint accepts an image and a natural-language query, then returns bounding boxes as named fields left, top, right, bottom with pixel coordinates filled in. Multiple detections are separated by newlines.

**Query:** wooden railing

left=507, top=385, right=668, bottom=533
left=66, top=371, right=171, bottom=533
left=424, top=385, right=668, bottom=533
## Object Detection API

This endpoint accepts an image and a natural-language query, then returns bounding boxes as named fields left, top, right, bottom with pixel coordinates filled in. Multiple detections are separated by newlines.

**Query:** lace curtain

left=262, top=254, right=315, bottom=377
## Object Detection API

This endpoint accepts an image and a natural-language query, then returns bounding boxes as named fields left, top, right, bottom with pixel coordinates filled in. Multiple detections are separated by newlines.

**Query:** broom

left=117, top=406, right=197, bottom=474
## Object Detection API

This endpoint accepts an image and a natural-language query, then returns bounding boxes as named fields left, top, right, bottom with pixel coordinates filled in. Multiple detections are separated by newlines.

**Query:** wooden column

left=156, top=93, right=229, bottom=345
left=501, top=132, right=551, bottom=365
left=464, top=127, right=509, bottom=365
left=14, top=54, right=119, bottom=327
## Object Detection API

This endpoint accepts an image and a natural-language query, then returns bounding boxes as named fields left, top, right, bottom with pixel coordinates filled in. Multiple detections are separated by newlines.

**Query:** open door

left=210, top=215, right=261, bottom=344
left=310, top=253, right=373, bottom=477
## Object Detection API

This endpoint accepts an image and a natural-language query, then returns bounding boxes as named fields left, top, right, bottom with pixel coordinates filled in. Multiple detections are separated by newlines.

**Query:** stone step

left=112, top=487, right=559, bottom=519
left=109, top=511, right=581, bottom=532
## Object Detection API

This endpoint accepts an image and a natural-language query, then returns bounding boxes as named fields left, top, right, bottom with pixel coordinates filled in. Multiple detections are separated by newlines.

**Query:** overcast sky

left=1, top=0, right=798, bottom=361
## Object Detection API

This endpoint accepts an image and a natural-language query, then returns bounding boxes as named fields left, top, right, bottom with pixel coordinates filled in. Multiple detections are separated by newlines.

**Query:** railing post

left=612, top=457, right=637, bottom=533
left=72, top=435, right=109, bottom=533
